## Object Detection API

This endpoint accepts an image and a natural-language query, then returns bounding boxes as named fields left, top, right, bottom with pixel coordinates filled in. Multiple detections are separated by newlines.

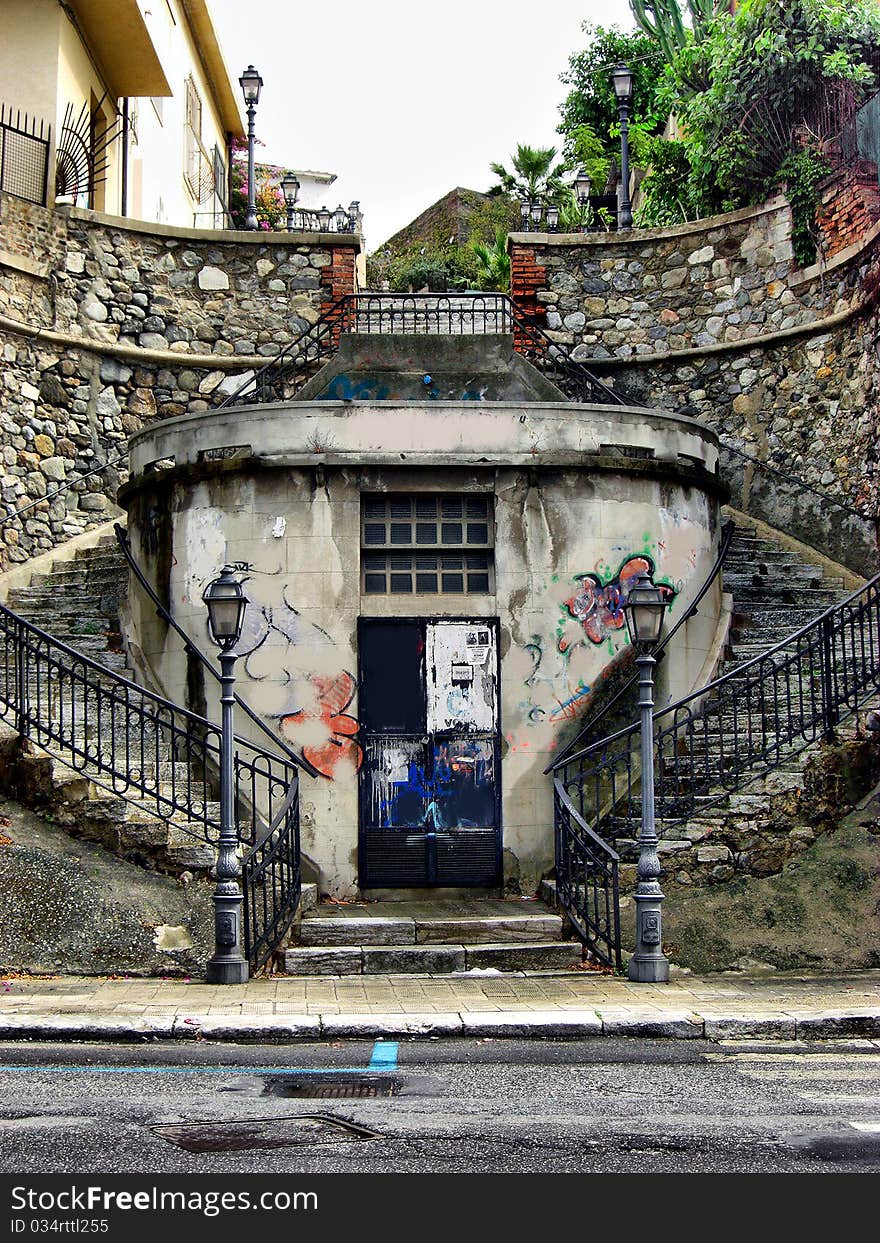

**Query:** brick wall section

left=817, top=170, right=880, bottom=260
left=321, top=246, right=358, bottom=342
left=509, top=242, right=548, bottom=353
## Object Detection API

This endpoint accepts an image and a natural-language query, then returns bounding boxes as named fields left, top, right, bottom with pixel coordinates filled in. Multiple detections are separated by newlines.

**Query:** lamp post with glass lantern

left=610, top=62, right=634, bottom=230
left=238, top=65, right=263, bottom=231
left=203, top=565, right=250, bottom=984
left=623, top=568, right=670, bottom=983
left=281, top=172, right=300, bottom=232
left=574, top=169, right=592, bottom=232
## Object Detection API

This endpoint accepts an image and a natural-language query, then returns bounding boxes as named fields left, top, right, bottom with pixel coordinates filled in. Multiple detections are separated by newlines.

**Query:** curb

left=1, top=1010, right=878, bottom=1043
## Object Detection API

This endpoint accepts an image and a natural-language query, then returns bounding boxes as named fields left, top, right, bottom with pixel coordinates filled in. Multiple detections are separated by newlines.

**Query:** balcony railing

left=0, top=104, right=50, bottom=206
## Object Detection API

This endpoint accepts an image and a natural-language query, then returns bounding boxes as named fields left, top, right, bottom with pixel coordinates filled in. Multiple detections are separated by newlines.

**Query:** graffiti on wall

left=199, top=566, right=362, bottom=780
left=320, top=372, right=489, bottom=402
left=366, top=737, right=495, bottom=830
left=560, top=555, right=676, bottom=652
left=519, top=552, right=677, bottom=732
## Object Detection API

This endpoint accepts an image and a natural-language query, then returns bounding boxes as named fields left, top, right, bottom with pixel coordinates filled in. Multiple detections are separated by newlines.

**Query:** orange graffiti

left=282, top=670, right=363, bottom=779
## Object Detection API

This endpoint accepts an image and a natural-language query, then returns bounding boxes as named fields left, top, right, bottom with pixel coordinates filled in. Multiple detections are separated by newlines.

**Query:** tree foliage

left=489, top=144, right=567, bottom=202
left=557, top=22, right=667, bottom=175
left=634, top=0, right=880, bottom=259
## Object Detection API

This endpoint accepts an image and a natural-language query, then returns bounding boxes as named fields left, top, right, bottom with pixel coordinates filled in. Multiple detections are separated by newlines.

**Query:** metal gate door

left=358, top=619, right=501, bottom=888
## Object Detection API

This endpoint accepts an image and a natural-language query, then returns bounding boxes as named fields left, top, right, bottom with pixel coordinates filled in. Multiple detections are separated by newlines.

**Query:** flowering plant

left=229, top=137, right=286, bottom=230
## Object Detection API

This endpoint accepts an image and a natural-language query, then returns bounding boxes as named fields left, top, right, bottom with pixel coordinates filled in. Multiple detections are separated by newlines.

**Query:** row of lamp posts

left=519, top=61, right=635, bottom=234
left=238, top=65, right=359, bottom=234
left=201, top=561, right=670, bottom=986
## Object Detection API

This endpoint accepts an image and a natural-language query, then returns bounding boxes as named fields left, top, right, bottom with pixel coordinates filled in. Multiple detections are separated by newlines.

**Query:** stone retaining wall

left=0, top=193, right=361, bottom=565
left=509, top=198, right=880, bottom=529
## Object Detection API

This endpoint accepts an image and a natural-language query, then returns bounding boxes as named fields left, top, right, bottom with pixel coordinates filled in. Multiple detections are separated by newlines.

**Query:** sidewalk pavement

left=1, top=969, right=879, bottom=1042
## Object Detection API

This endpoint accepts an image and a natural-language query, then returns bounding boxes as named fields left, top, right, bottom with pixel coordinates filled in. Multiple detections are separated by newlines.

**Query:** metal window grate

left=361, top=494, right=494, bottom=595
left=0, top=104, right=50, bottom=205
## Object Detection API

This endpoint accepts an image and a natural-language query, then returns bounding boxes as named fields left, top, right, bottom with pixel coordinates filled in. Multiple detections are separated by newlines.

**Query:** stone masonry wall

left=509, top=197, right=880, bottom=523
left=0, top=193, right=361, bottom=565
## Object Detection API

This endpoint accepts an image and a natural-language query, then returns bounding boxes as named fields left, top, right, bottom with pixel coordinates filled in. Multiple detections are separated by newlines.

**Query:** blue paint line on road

left=0, top=1065, right=394, bottom=1075
left=369, top=1041, right=399, bottom=1069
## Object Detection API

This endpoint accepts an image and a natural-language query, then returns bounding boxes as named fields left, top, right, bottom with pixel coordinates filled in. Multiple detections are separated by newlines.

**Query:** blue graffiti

left=322, top=374, right=390, bottom=401
left=373, top=741, right=495, bottom=829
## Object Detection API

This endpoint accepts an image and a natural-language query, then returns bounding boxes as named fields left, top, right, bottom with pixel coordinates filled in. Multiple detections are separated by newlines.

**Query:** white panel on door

left=426, top=621, right=497, bottom=733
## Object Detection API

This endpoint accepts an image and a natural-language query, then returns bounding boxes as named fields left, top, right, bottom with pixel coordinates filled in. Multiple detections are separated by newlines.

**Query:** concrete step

left=296, top=911, right=564, bottom=947
left=283, top=940, right=582, bottom=976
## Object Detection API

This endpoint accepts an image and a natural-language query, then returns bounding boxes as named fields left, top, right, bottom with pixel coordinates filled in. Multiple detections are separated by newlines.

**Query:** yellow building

left=0, top=0, right=244, bottom=227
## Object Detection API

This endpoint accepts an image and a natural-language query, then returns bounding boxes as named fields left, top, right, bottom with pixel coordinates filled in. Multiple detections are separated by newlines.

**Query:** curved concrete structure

left=122, top=397, right=726, bottom=896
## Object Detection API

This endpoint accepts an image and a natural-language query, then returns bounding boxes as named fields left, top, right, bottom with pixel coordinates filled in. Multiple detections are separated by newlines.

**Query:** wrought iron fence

left=554, top=781, right=621, bottom=967
left=217, top=293, right=624, bottom=408
left=557, top=572, right=880, bottom=850
left=0, top=104, right=50, bottom=206
left=0, top=599, right=303, bottom=968
left=242, top=781, right=301, bottom=971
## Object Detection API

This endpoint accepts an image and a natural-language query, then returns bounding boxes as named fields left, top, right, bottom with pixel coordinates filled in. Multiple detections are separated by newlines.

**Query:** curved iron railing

left=554, top=781, right=621, bottom=968
left=0, top=589, right=305, bottom=970
left=114, top=523, right=319, bottom=779
left=559, top=572, right=880, bottom=847
left=215, top=292, right=624, bottom=408
left=548, top=519, right=736, bottom=775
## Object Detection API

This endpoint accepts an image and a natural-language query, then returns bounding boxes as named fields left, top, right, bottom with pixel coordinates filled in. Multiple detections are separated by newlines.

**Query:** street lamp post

left=623, top=568, right=670, bottom=983
left=574, top=169, right=592, bottom=232
left=610, top=62, right=634, bottom=230
left=281, top=172, right=300, bottom=231
left=239, top=65, right=263, bottom=231
left=203, top=565, right=250, bottom=985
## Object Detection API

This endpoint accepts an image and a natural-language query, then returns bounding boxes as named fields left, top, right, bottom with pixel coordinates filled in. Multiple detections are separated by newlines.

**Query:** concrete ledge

left=320, top=1013, right=465, bottom=1038
left=1, top=1007, right=879, bottom=1041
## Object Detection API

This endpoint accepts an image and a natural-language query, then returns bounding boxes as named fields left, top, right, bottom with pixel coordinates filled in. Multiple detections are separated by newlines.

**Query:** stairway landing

left=284, top=894, right=582, bottom=976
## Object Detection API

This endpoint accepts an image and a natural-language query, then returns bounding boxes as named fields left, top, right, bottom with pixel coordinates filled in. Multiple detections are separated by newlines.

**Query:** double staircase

left=0, top=504, right=874, bottom=976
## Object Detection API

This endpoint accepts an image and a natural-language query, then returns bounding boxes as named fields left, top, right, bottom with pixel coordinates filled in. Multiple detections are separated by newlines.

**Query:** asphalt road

left=0, top=1038, right=878, bottom=1175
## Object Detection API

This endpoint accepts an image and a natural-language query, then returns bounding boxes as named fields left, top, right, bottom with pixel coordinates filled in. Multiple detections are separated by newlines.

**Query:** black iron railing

left=0, top=599, right=303, bottom=969
left=554, top=781, right=621, bottom=968
left=217, top=292, right=623, bottom=408
left=242, top=781, right=301, bottom=972
left=558, top=572, right=880, bottom=846
left=0, top=104, right=50, bottom=206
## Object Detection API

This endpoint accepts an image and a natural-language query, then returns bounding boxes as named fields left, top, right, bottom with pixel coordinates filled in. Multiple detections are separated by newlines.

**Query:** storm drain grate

left=262, top=1074, right=401, bottom=1099
left=150, top=1114, right=379, bottom=1153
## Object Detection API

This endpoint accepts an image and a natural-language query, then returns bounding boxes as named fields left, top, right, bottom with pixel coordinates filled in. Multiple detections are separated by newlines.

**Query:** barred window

left=361, top=495, right=494, bottom=595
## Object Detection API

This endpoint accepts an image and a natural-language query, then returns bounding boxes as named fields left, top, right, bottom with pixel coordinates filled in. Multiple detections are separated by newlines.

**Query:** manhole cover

left=150, top=1114, right=379, bottom=1153
left=262, top=1074, right=401, bottom=1099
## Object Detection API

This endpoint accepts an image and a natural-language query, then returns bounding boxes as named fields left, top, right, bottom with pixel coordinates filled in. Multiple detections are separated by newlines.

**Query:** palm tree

left=470, top=228, right=511, bottom=291
left=489, top=143, right=567, bottom=204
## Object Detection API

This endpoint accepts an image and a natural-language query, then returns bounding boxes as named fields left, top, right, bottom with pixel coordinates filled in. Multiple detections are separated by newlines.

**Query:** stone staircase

left=0, top=527, right=218, bottom=874
left=614, top=518, right=862, bottom=888
left=285, top=894, right=582, bottom=976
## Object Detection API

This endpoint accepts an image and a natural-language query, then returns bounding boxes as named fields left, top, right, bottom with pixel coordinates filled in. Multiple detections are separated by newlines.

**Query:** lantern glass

left=574, top=169, right=591, bottom=202
left=610, top=62, right=634, bottom=103
left=239, top=65, right=263, bottom=106
left=334, top=203, right=348, bottom=230
left=623, top=570, right=667, bottom=648
left=520, top=199, right=529, bottom=222
left=530, top=200, right=542, bottom=224
left=546, top=204, right=559, bottom=229
left=280, top=173, right=300, bottom=206
left=204, top=567, right=248, bottom=649
left=317, top=205, right=330, bottom=231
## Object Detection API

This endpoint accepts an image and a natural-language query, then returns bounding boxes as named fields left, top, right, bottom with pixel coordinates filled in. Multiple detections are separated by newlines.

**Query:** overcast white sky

left=208, top=0, right=637, bottom=251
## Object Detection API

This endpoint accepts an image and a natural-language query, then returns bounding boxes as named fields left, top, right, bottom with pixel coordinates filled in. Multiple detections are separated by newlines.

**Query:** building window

left=361, top=494, right=494, bottom=595
left=184, top=76, right=209, bottom=200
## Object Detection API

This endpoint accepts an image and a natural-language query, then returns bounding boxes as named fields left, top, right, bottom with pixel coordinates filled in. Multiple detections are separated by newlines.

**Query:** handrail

left=505, top=300, right=625, bottom=406
left=721, top=440, right=870, bottom=523
left=0, top=596, right=299, bottom=847
left=114, top=523, right=320, bottom=779
left=565, top=566, right=880, bottom=772
left=547, top=519, right=736, bottom=773
left=215, top=294, right=349, bottom=409
left=552, top=776, right=621, bottom=967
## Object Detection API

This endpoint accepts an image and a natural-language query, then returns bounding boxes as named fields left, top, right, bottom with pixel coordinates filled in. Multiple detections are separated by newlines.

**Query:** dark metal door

left=358, top=619, right=500, bottom=888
